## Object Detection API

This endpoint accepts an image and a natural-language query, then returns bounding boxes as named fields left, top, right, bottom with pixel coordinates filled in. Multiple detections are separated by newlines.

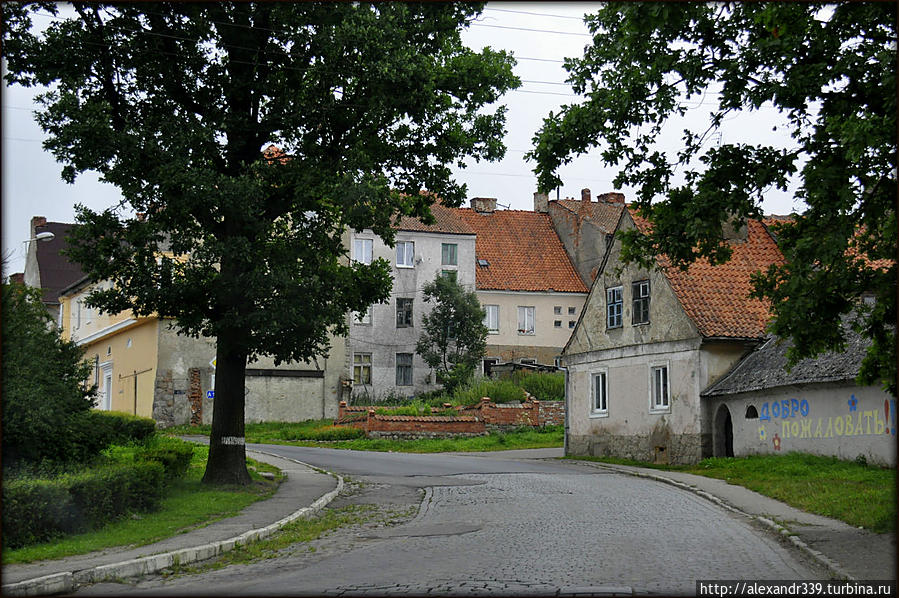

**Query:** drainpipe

left=563, top=367, right=569, bottom=455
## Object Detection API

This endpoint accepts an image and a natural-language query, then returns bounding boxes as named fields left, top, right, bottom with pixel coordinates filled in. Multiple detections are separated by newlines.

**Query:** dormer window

left=632, top=280, right=650, bottom=325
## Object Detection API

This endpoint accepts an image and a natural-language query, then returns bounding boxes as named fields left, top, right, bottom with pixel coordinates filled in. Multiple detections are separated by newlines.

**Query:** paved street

left=78, top=447, right=826, bottom=596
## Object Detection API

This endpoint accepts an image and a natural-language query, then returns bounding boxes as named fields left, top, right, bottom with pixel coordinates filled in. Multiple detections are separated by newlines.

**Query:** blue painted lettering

left=760, top=402, right=770, bottom=420
left=800, top=399, right=809, bottom=416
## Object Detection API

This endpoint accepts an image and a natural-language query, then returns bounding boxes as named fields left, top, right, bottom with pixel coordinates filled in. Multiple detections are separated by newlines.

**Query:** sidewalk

left=574, top=459, right=896, bottom=581
left=1, top=450, right=341, bottom=597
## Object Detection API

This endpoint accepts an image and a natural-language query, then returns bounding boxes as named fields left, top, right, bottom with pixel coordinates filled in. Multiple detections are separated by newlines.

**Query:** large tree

left=3, top=2, right=519, bottom=483
left=416, top=273, right=488, bottom=393
left=529, top=2, right=896, bottom=393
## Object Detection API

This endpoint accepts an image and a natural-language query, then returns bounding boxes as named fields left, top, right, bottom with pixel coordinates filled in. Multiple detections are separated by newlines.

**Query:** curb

left=587, top=461, right=855, bottom=581
left=2, top=452, right=344, bottom=597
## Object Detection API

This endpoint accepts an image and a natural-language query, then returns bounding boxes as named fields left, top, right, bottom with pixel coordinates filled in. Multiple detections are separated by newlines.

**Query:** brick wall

left=336, top=398, right=566, bottom=437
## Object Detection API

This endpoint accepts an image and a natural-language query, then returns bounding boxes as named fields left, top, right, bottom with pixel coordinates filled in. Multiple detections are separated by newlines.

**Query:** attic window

left=745, top=405, right=759, bottom=419
left=477, top=259, right=489, bottom=267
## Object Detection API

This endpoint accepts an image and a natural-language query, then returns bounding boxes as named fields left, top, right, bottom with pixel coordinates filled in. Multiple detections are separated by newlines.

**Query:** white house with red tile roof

left=456, top=198, right=589, bottom=372
left=561, top=203, right=785, bottom=464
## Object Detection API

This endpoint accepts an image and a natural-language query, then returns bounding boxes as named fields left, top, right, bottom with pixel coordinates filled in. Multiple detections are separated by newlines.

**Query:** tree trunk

left=202, top=337, right=251, bottom=485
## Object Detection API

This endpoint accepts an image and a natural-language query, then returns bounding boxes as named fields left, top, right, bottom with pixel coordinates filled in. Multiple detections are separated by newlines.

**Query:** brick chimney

left=597, top=192, right=625, bottom=205
left=579, top=188, right=592, bottom=219
left=471, top=197, right=497, bottom=214
left=533, top=192, right=548, bottom=213
left=31, top=216, right=47, bottom=231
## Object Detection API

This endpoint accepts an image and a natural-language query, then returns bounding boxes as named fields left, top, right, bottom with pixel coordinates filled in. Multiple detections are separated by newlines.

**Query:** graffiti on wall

left=755, top=395, right=892, bottom=451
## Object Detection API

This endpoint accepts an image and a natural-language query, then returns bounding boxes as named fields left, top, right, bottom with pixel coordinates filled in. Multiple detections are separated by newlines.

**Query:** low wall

left=336, top=398, right=565, bottom=437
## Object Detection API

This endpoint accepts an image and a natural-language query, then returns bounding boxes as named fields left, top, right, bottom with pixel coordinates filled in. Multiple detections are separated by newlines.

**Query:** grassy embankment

left=3, top=444, right=283, bottom=564
left=569, top=452, right=896, bottom=533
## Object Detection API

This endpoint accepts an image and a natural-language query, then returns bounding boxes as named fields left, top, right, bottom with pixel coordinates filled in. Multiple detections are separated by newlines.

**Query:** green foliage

left=510, top=371, right=565, bottom=401
left=2, top=461, right=165, bottom=549
left=136, top=439, right=194, bottom=483
left=278, top=425, right=365, bottom=442
left=451, top=377, right=526, bottom=406
left=374, top=400, right=435, bottom=416
left=529, top=3, right=896, bottom=393
left=1, top=2, right=519, bottom=483
left=1, top=283, right=98, bottom=467
left=416, top=274, right=489, bottom=393
left=89, top=410, right=157, bottom=447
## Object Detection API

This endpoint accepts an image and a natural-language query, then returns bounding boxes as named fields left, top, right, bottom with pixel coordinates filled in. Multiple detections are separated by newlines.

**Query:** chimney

left=533, top=192, right=548, bottom=213
left=721, top=216, right=749, bottom=243
left=471, top=197, right=497, bottom=214
left=597, top=192, right=625, bottom=205
left=31, top=216, right=47, bottom=232
left=579, top=188, right=592, bottom=219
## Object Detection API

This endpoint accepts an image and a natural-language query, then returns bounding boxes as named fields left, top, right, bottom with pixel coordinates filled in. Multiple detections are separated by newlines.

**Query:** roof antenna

left=556, top=187, right=560, bottom=200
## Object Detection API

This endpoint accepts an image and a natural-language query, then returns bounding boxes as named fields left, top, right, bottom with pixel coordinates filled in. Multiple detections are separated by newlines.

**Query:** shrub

left=452, top=377, right=526, bottom=405
left=89, top=410, right=157, bottom=446
left=136, top=438, right=194, bottom=483
left=513, top=371, right=565, bottom=401
left=2, top=460, right=165, bottom=549
left=2, top=283, right=97, bottom=467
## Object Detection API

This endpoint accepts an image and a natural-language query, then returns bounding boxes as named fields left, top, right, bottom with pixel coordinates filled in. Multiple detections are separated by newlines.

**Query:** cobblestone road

left=80, top=463, right=826, bottom=596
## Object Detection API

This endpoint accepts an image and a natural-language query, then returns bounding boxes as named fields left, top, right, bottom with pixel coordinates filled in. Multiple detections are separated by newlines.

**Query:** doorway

left=714, top=404, right=734, bottom=457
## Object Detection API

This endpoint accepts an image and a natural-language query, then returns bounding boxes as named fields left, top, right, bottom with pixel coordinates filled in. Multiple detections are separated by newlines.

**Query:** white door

left=100, top=361, right=114, bottom=411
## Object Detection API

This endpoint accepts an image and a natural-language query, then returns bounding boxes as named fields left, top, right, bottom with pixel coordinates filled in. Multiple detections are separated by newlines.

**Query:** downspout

left=563, top=366, right=569, bottom=455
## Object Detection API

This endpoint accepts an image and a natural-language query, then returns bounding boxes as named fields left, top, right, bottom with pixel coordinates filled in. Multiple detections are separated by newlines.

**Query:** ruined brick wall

left=537, top=401, right=565, bottom=426
left=367, top=413, right=485, bottom=435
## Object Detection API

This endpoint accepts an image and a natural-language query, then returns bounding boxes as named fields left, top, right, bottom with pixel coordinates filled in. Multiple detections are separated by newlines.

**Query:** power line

left=470, top=22, right=590, bottom=37
left=483, top=7, right=586, bottom=21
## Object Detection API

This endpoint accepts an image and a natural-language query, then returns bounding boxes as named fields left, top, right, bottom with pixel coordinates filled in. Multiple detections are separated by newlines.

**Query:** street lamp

left=24, top=231, right=55, bottom=244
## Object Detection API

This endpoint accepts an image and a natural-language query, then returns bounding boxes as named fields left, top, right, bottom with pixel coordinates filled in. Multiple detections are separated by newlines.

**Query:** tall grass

left=510, top=371, right=565, bottom=401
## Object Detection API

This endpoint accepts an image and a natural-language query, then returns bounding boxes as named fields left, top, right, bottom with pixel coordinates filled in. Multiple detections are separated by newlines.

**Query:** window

left=592, top=371, right=608, bottom=415
left=517, top=306, right=535, bottom=335
left=353, top=306, right=372, bottom=325
left=353, top=353, right=372, bottom=385
left=568, top=321, right=576, bottom=328
left=396, top=353, right=413, bottom=386
left=520, top=358, right=536, bottom=365
left=554, top=306, right=562, bottom=315
left=745, top=405, right=759, bottom=419
left=650, top=364, right=669, bottom=412
left=75, top=299, right=82, bottom=329
left=441, top=243, right=458, bottom=265
left=554, top=320, right=562, bottom=328
left=633, top=280, right=650, bottom=325
left=396, top=298, right=413, bottom=327
left=568, top=306, right=576, bottom=315
left=396, top=241, right=414, bottom=268
left=607, top=286, right=622, bottom=328
left=353, top=238, right=373, bottom=265
left=484, top=304, right=499, bottom=333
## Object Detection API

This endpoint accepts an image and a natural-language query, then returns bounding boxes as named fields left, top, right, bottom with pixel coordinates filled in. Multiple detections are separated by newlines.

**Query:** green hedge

left=89, top=410, right=157, bottom=446
left=136, top=440, right=194, bottom=483
left=2, top=460, right=165, bottom=549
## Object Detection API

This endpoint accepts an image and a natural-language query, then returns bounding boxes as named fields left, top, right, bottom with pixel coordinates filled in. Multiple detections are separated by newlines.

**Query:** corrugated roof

left=702, top=322, right=870, bottom=397
left=553, top=199, right=624, bottom=234
left=457, top=208, right=588, bottom=293
left=630, top=211, right=783, bottom=339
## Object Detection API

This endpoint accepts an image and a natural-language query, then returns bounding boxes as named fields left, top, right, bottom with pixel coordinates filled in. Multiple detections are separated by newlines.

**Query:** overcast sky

left=1, top=2, right=804, bottom=277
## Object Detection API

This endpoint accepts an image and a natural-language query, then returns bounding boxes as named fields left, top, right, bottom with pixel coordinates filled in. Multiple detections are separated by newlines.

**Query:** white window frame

left=649, top=362, right=670, bottom=413
left=517, top=306, right=535, bottom=335
left=353, top=306, right=372, bottom=325
left=353, top=353, right=372, bottom=385
left=633, top=279, right=651, bottom=325
left=441, top=243, right=458, bottom=266
left=484, top=304, right=499, bottom=334
left=353, top=238, right=373, bottom=265
left=99, top=360, right=114, bottom=411
left=396, top=241, right=414, bottom=268
left=607, top=286, right=622, bottom=329
left=591, top=370, right=608, bottom=417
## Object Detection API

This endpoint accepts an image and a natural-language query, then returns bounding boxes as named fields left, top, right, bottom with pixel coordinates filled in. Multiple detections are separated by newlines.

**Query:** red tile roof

left=553, top=199, right=624, bottom=234
left=395, top=201, right=474, bottom=235
left=457, top=209, right=588, bottom=293
left=630, top=210, right=783, bottom=338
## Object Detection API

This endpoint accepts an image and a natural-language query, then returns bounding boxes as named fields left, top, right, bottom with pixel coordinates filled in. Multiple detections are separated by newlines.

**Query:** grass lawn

left=569, top=452, right=896, bottom=533
left=168, top=421, right=564, bottom=453
left=3, top=445, right=283, bottom=564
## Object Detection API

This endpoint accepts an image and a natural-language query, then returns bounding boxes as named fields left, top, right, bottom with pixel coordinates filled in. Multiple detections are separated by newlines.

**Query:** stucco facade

left=347, top=227, right=477, bottom=399
left=60, top=278, right=348, bottom=426
left=479, top=290, right=586, bottom=367
left=562, top=203, right=775, bottom=464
